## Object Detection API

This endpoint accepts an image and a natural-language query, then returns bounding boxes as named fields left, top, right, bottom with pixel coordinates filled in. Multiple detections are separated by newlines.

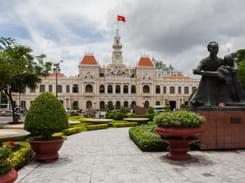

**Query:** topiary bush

left=24, top=92, right=68, bottom=139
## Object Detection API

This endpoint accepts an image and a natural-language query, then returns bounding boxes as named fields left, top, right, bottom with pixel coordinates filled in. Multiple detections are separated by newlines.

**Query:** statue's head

left=207, top=41, right=219, bottom=56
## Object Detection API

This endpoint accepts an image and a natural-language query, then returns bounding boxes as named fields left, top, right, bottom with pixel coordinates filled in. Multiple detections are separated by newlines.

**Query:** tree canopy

left=0, top=37, right=52, bottom=122
left=233, top=49, right=245, bottom=90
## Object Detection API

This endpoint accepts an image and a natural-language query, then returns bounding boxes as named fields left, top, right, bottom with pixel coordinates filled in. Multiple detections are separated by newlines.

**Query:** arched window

left=116, top=101, right=121, bottom=110
left=100, top=85, right=105, bottom=93
left=131, top=101, right=136, bottom=109
left=86, top=101, right=92, bottom=109
left=100, top=101, right=105, bottom=110
left=144, top=101, right=150, bottom=109
left=143, top=85, right=150, bottom=93
left=123, top=85, right=128, bottom=94
left=85, top=84, right=93, bottom=93
left=131, top=85, right=136, bottom=94
left=108, top=85, right=113, bottom=93
left=72, top=101, right=79, bottom=110
left=124, top=101, right=129, bottom=108
left=116, top=85, right=121, bottom=94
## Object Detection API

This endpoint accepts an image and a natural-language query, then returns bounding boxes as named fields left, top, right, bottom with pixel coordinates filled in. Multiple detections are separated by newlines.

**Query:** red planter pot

left=155, top=127, right=204, bottom=160
left=28, top=138, right=65, bottom=162
left=0, top=169, right=18, bottom=183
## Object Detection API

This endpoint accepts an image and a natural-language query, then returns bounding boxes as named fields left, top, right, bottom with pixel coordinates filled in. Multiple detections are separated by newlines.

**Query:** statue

left=189, top=41, right=245, bottom=109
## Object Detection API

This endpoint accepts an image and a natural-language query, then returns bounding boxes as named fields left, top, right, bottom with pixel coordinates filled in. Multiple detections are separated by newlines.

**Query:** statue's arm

left=193, top=60, right=219, bottom=77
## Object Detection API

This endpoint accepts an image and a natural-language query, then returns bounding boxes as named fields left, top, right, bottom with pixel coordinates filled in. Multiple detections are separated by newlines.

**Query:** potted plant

left=24, top=92, right=68, bottom=162
left=0, top=142, right=18, bottom=183
left=154, top=111, right=205, bottom=160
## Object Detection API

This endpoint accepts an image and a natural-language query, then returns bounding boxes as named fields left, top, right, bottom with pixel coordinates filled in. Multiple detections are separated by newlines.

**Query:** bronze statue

left=189, top=41, right=245, bottom=109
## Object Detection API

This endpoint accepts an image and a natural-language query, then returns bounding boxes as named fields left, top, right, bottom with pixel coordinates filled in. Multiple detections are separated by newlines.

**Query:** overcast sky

left=1, top=0, right=245, bottom=76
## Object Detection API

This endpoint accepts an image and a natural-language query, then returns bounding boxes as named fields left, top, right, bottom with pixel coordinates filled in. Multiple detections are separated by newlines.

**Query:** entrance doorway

left=169, top=101, right=176, bottom=111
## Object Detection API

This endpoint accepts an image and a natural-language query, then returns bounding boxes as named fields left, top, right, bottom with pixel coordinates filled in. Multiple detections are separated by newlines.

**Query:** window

left=156, top=101, right=160, bottom=106
left=20, top=101, right=26, bottom=109
left=72, top=84, right=79, bottom=93
left=100, top=85, right=105, bottom=93
left=108, top=85, right=113, bottom=93
left=85, top=84, right=93, bottom=93
left=131, top=85, right=136, bottom=94
left=115, top=101, right=121, bottom=109
left=57, top=85, right=62, bottom=93
left=192, top=87, right=197, bottom=93
left=49, top=85, right=53, bottom=92
left=40, top=85, right=45, bottom=92
left=156, top=85, right=160, bottom=94
left=131, top=101, right=136, bottom=109
left=144, top=101, right=149, bottom=109
left=66, top=85, right=70, bottom=93
left=72, top=101, right=79, bottom=110
left=124, top=101, right=128, bottom=108
left=116, top=85, right=121, bottom=94
left=170, top=86, right=175, bottom=94
left=184, top=87, right=189, bottom=94
left=86, top=101, right=92, bottom=109
left=178, top=86, right=181, bottom=94
left=143, top=85, right=150, bottom=93
left=163, top=86, right=167, bottom=94
left=123, top=85, right=128, bottom=94
left=100, top=101, right=105, bottom=110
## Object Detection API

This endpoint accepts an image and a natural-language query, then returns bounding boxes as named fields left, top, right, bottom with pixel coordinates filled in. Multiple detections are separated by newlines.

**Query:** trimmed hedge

left=7, top=142, right=33, bottom=170
left=112, top=122, right=138, bottom=128
left=87, top=124, right=109, bottom=130
left=129, top=126, right=167, bottom=151
left=63, top=127, right=86, bottom=136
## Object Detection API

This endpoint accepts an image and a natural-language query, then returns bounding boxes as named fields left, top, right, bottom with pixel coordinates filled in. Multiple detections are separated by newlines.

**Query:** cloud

left=0, top=0, right=245, bottom=76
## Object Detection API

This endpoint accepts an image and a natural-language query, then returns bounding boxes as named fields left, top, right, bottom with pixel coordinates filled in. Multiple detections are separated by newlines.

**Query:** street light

left=53, top=60, right=63, bottom=97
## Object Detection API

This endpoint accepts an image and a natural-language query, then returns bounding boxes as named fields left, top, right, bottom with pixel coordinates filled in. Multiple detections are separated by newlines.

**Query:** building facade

left=13, top=30, right=199, bottom=111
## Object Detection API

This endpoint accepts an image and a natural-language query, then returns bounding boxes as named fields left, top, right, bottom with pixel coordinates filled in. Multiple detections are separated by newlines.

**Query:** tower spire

left=112, top=28, right=123, bottom=64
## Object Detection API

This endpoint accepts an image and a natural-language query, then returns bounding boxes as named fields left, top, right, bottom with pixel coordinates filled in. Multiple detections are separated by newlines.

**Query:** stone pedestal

left=194, top=107, right=245, bottom=150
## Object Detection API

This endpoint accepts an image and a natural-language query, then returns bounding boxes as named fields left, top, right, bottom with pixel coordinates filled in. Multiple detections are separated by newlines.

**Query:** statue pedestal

left=193, top=107, right=245, bottom=150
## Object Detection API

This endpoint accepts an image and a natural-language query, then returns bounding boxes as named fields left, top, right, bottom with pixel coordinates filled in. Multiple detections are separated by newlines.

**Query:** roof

left=137, top=57, right=154, bottom=67
left=80, top=55, right=97, bottom=65
left=48, top=73, right=65, bottom=78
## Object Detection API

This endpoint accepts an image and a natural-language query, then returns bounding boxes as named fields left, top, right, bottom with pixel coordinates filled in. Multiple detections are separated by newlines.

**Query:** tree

left=232, top=49, right=245, bottom=90
left=107, top=101, right=114, bottom=111
left=0, top=37, right=52, bottom=123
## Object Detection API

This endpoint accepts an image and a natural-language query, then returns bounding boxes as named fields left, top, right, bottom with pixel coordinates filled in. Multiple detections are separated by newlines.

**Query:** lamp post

left=53, top=60, right=63, bottom=97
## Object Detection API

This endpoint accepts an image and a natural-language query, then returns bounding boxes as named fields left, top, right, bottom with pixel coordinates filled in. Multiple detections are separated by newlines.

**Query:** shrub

left=113, top=112, right=126, bottom=120
left=153, top=111, right=205, bottom=128
left=129, top=126, right=167, bottom=151
left=147, top=107, right=154, bottom=114
left=7, top=143, right=32, bottom=170
left=63, top=127, right=84, bottom=136
left=24, top=92, right=68, bottom=139
left=106, top=112, right=114, bottom=119
left=0, top=144, right=12, bottom=175
left=112, top=121, right=138, bottom=128
left=87, top=124, right=109, bottom=130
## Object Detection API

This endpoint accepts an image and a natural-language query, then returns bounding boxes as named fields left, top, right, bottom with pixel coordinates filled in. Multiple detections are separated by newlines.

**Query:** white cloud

left=1, top=0, right=245, bottom=76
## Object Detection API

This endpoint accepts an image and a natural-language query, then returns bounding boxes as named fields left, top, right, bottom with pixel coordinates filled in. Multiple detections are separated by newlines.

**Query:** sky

left=1, top=0, right=245, bottom=76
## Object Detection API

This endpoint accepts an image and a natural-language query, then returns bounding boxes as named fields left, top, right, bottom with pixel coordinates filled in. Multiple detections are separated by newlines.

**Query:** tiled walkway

left=17, top=128, right=245, bottom=183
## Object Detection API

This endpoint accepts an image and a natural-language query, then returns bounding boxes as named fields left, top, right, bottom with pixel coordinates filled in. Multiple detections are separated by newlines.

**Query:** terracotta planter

left=155, top=127, right=203, bottom=160
left=0, top=169, right=18, bottom=183
left=28, top=138, right=65, bottom=162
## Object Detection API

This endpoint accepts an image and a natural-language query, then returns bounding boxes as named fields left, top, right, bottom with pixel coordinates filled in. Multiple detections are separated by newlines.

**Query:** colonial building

left=13, top=30, right=199, bottom=111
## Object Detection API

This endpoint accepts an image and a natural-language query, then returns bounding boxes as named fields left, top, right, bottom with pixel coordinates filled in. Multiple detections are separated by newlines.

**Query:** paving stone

left=17, top=128, right=245, bottom=183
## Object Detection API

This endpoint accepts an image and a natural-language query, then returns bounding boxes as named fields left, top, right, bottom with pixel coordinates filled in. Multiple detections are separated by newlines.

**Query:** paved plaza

left=17, top=128, right=245, bottom=183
